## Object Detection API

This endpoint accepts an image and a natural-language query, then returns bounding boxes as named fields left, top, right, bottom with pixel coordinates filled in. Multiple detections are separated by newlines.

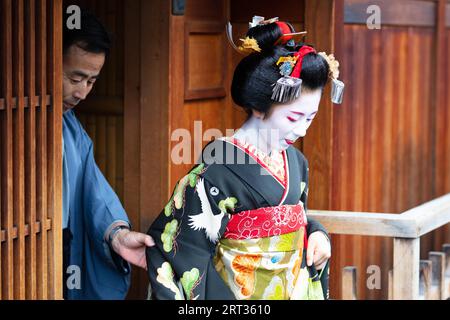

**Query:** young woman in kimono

left=146, top=18, right=339, bottom=300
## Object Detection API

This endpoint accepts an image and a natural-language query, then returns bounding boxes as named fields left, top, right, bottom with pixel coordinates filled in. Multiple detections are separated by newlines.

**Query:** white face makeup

left=236, top=89, right=322, bottom=153
left=265, top=89, right=322, bottom=150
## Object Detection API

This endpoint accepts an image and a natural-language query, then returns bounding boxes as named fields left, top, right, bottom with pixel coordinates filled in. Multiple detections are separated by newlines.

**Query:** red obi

left=223, top=204, right=307, bottom=240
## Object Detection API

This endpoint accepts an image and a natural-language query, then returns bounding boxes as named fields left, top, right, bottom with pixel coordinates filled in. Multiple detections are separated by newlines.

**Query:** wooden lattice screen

left=0, top=0, right=62, bottom=300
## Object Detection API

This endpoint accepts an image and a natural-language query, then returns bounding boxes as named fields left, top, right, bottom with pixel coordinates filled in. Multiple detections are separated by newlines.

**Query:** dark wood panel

left=185, top=22, right=227, bottom=100
left=76, top=96, right=123, bottom=115
left=230, top=0, right=305, bottom=23
left=186, top=0, right=225, bottom=21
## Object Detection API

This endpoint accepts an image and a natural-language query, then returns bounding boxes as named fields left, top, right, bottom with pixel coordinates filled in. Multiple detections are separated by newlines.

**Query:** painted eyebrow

left=290, top=111, right=318, bottom=117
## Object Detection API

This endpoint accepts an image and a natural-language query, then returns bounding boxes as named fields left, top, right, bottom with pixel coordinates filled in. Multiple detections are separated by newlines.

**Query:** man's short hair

left=63, top=8, right=111, bottom=57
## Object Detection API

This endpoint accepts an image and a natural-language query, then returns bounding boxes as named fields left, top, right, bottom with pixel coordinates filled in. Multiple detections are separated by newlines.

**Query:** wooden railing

left=308, top=193, right=450, bottom=300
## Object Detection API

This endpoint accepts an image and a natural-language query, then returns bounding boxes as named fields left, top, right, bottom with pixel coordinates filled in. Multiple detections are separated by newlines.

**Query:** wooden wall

left=0, top=0, right=63, bottom=299
left=320, top=0, right=450, bottom=299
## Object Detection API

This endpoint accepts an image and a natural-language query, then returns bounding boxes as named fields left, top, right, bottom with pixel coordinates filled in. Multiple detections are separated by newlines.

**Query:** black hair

left=63, top=8, right=111, bottom=57
left=231, top=22, right=329, bottom=115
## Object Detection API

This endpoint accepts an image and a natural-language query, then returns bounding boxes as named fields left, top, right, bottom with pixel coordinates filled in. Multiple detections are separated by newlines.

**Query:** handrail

left=308, top=193, right=450, bottom=238
left=307, top=193, right=450, bottom=299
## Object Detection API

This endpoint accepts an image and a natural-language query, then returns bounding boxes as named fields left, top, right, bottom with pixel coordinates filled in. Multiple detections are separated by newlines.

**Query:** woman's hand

left=306, top=231, right=331, bottom=270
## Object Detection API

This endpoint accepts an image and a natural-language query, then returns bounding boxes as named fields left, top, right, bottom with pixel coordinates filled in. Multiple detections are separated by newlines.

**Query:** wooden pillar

left=304, top=0, right=341, bottom=210
left=429, top=251, right=446, bottom=300
left=342, top=266, right=357, bottom=300
left=433, top=0, right=447, bottom=198
left=444, top=244, right=450, bottom=299
left=419, top=260, right=432, bottom=300
left=388, top=270, right=393, bottom=300
left=124, top=0, right=170, bottom=299
left=393, top=237, right=420, bottom=299
left=49, top=0, right=63, bottom=300
left=304, top=0, right=344, bottom=299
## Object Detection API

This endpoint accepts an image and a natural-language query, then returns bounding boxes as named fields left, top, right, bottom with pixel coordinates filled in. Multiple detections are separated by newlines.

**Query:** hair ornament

left=271, top=46, right=316, bottom=103
left=318, top=52, right=345, bottom=104
left=318, top=52, right=339, bottom=79
left=238, top=37, right=261, bottom=53
left=226, top=17, right=307, bottom=56
left=226, top=22, right=241, bottom=54
left=276, top=56, right=299, bottom=76
left=249, top=16, right=279, bottom=28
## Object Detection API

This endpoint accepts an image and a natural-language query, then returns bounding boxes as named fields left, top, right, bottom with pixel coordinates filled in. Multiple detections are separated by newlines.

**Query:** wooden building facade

left=1, top=0, right=63, bottom=299
left=1, top=0, right=449, bottom=299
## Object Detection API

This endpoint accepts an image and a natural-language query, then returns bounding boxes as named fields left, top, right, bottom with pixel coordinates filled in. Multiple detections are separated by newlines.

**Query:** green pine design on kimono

left=218, top=197, right=238, bottom=212
left=164, top=163, right=205, bottom=217
left=180, top=268, right=201, bottom=300
left=161, top=219, right=179, bottom=253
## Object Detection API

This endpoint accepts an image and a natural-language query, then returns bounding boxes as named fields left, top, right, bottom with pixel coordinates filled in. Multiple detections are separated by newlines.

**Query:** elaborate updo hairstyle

left=231, top=22, right=329, bottom=115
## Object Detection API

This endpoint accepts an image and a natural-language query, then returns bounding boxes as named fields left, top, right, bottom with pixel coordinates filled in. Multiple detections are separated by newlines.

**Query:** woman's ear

left=252, top=109, right=265, bottom=119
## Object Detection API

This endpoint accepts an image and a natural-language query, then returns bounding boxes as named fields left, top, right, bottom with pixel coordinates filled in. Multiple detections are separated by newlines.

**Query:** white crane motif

left=188, top=178, right=225, bottom=243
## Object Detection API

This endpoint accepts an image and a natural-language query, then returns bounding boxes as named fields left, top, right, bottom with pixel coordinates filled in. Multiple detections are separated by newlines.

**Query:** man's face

left=62, top=44, right=105, bottom=112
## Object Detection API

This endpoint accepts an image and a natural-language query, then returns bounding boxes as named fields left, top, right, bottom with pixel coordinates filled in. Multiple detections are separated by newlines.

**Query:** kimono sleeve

left=146, top=164, right=236, bottom=300
left=298, top=154, right=330, bottom=240
left=80, top=129, right=131, bottom=270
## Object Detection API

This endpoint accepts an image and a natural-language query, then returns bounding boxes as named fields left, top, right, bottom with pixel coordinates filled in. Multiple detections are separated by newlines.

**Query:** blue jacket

left=63, top=110, right=131, bottom=299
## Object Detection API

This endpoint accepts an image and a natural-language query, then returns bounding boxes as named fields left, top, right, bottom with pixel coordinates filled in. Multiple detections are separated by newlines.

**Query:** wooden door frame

left=123, top=0, right=170, bottom=299
left=303, top=0, right=344, bottom=211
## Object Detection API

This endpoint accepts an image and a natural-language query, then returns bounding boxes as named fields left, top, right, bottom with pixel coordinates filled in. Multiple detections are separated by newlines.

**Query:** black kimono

left=146, top=137, right=329, bottom=300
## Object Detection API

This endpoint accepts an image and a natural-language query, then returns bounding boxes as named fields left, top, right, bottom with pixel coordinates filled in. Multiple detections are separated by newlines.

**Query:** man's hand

left=111, top=229, right=155, bottom=270
left=306, top=231, right=331, bottom=270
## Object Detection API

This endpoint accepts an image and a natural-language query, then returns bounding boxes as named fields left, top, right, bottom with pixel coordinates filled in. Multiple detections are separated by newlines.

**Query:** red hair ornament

left=271, top=46, right=316, bottom=103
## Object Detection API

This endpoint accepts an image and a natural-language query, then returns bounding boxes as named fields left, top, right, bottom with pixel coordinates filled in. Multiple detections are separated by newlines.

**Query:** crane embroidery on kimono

left=188, top=178, right=229, bottom=243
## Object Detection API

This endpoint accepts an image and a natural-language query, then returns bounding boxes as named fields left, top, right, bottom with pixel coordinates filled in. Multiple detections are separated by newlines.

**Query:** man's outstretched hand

left=111, top=229, right=155, bottom=270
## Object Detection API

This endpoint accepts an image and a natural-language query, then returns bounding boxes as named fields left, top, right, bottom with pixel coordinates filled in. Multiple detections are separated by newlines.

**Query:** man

left=62, top=9, right=154, bottom=299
